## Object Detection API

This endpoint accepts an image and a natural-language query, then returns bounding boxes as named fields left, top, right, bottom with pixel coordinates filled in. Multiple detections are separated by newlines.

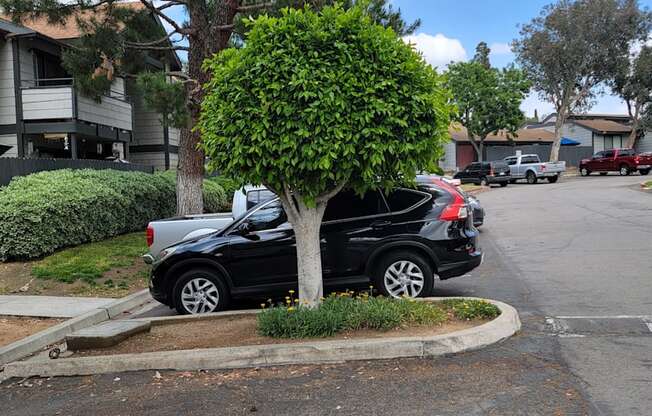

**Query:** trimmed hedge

left=0, top=169, right=229, bottom=261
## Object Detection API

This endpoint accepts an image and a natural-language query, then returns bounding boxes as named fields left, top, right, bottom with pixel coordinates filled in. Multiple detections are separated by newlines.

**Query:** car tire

left=375, top=250, right=434, bottom=299
left=173, top=268, right=230, bottom=315
left=479, top=176, right=488, bottom=187
left=619, top=164, right=630, bottom=176
left=580, top=167, right=590, bottom=176
left=547, top=175, right=559, bottom=183
left=526, top=171, right=537, bottom=184
left=500, top=182, right=508, bottom=187
left=639, top=169, right=650, bottom=176
left=600, top=172, right=608, bottom=176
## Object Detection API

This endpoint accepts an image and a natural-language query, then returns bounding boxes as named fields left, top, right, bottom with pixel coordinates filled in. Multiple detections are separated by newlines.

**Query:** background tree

left=513, top=0, right=650, bottom=162
left=611, top=44, right=652, bottom=148
left=446, top=44, right=530, bottom=162
left=473, top=41, right=491, bottom=69
left=199, top=6, right=450, bottom=306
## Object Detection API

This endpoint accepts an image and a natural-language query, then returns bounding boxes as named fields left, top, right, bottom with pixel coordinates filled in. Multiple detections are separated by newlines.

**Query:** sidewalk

left=0, top=295, right=113, bottom=318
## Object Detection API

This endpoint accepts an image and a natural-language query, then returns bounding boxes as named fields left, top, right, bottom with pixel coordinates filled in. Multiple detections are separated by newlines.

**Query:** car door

left=225, top=199, right=297, bottom=292
left=587, top=151, right=604, bottom=171
left=465, top=163, right=481, bottom=183
left=320, top=190, right=391, bottom=285
left=598, top=150, right=618, bottom=172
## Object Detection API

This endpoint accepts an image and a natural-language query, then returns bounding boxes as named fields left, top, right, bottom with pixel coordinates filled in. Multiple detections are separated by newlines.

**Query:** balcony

left=20, top=78, right=133, bottom=133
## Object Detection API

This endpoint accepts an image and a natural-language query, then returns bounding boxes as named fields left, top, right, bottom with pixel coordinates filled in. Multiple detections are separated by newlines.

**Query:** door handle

left=370, top=220, right=391, bottom=229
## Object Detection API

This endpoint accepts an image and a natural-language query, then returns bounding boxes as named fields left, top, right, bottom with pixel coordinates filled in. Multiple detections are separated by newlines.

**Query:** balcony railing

left=20, top=78, right=132, bottom=132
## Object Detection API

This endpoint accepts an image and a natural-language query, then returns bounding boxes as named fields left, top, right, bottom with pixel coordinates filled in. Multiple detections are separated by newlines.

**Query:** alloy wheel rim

left=581, top=168, right=588, bottom=176
left=620, top=167, right=628, bottom=175
left=384, top=260, right=424, bottom=298
left=181, top=278, right=219, bottom=314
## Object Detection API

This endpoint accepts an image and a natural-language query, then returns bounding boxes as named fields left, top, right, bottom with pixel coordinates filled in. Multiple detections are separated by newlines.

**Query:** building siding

left=440, top=140, right=456, bottom=171
left=128, top=151, right=167, bottom=170
left=22, top=87, right=74, bottom=119
left=76, top=94, right=132, bottom=131
left=0, top=40, right=16, bottom=125
left=636, top=131, right=652, bottom=153
left=0, top=133, right=18, bottom=157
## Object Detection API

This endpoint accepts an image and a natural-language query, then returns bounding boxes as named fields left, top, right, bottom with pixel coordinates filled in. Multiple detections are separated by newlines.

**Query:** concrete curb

left=0, top=289, right=151, bottom=367
left=0, top=298, right=520, bottom=379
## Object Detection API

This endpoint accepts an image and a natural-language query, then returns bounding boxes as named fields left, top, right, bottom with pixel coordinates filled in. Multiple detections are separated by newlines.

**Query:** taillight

left=489, top=167, right=494, bottom=176
left=146, top=225, right=154, bottom=247
left=635, top=156, right=640, bottom=164
left=438, top=182, right=468, bottom=221
left=540, top=164, right=546, bottom=171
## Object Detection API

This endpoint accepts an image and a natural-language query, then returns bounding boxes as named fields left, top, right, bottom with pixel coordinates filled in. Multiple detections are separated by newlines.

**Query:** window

left=504, top=157, right=517, bottom=166
left=466, top=163, right=481, bottom=171
left=385, top=189, right=427, bottom=212
left=246, top=189, right=276, bottom=210
left=521, top=155, right=540, bottom=164
left=323, top=190, right=388, bottom=222
left=618, top=149, right=634, bottom=157
left=593, top=151, right=605, bottom=159
left=603, top=150, right=615, bottom=158
left=246, top=199, right=288, bottom=232
left=604, top=135, right=613, bottom=149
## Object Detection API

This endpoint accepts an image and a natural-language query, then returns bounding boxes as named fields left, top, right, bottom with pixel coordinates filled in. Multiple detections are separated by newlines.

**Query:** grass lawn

left=460, top=184, right=483, bottom=192
left=644, top=180, right=652, bottom=189
left=0, top=232, right=149, bottom=298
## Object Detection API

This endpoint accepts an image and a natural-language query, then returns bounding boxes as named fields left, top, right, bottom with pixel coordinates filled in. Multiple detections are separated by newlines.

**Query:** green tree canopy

left=611, top=44, right=652, bottom=148
left=513, top=0, right=651, bottom=161
left=199, top=5, right=450, bottom=306
left=446, top=51, right=530, bottom=161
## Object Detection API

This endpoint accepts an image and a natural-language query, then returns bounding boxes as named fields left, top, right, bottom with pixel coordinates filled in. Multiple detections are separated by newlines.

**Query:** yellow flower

left=287, top=307, right=295, bottom=312
left=260, top=303, right=266, bottom=308
left=288, top=290, right=295, bottom=294
left=286, top=299, right=291, bottom=304
left=285, top=296, right=290, bottom=300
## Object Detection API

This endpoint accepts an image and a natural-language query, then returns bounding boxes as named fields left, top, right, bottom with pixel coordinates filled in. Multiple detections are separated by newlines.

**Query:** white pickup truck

left=144, top=185, right=274, bottom=262
left=503, top=154, right=566, bottom=184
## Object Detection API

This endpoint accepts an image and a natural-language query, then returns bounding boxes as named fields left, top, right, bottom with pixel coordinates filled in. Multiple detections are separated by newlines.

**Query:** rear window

left=385, top=189, right=428, bottom=212
left=323, top=190, right=388, bottom=222
left=246, top=189, right=276, bottom=210
left=504, top=157, right=517, bottom=166
left=491, top=161, right=508, bottom=169
left=521, top=155, right=540, bottom=164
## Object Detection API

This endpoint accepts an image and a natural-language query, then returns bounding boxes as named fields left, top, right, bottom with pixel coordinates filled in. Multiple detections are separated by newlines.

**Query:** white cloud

left=403, top=33, right=467, bottom=70
left=489, top=42, right=512, bottom=55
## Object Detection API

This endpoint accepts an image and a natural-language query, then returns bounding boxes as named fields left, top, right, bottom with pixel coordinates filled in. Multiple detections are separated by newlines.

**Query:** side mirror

left=236, top=221, right=252, bottom=235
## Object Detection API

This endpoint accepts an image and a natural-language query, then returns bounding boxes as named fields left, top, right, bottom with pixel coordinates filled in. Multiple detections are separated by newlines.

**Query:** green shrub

left=257, top=292, right=448, bottom=339
left=0, top=169, right=229, bottom=261
left=442, top=299, right=501, bottom=320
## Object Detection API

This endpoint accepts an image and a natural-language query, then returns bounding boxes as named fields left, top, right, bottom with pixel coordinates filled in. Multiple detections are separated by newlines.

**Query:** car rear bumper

left=438, top=250, right=483, bottom=279
left=487, top=174, right=511, bottom=183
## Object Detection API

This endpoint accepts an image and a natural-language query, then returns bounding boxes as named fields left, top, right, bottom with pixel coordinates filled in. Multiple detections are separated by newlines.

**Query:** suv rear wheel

left=375, top=250, right=434, bottom=298
left=173, top=268, right=230, bottom=314
left=526, top=171, right=537, bottom=184
left=619, top=164, right=630, bottom=176
left=479, top=176, right=489, bottom=187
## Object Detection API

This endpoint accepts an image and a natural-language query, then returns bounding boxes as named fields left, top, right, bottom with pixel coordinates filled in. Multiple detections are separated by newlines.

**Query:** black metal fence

left=0, top=158, right=155, bottom=186
left=486, top=145, right=594, bottom=167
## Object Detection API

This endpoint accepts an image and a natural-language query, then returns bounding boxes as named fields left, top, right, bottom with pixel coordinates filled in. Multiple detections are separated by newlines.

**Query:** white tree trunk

left=293, top=206, right=325, bottom=307
left=550, top=112, right=564, bottom=163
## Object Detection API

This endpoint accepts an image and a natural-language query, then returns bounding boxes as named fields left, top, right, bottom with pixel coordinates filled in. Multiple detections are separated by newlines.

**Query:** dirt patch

left=0, top=316, right=63, bottom=347
left=75, top=314, right=479, bottom=357
left=0, top=261, right=148, bottom=298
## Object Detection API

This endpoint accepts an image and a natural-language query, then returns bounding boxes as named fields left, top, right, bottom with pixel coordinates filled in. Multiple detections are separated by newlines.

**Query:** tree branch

left=282, top=183, right=301, bottom=220
left=316, top=181, right=347, bottom=204
left=156, top=1, right=186, bottom=12
left=137, top=0, right=192, bottom=35
left=236, top=2, right=273, bottom=12
left=124, top=31, right=183, bottom=47
left=125, top=44, right=189, bottom=51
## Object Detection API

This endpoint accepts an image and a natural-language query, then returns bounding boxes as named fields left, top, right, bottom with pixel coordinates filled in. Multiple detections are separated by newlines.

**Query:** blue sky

left=163, top=0, right=652, bottom=118
left=394, top=0, right=652, bottom=117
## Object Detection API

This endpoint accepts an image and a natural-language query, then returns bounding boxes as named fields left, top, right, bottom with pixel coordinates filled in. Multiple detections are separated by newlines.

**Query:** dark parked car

left=579, top=148, right=652, bottom=176
left=149, top=182, right=483, bottom=314
left=454, top=161, right=511, bottom=187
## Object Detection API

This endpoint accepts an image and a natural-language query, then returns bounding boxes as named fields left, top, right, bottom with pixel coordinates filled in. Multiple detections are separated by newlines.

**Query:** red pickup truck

left=579, top=148, right=652, bottom=176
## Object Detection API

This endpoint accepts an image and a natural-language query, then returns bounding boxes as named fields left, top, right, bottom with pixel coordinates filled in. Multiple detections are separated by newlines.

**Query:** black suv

left=149, top=181, right=483, bottom=314
left=454, top=161, right=511, bottom=187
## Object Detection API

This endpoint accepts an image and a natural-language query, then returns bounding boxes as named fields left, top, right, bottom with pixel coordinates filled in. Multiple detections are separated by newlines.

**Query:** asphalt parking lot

left=2, top=174, right=650, bottom=415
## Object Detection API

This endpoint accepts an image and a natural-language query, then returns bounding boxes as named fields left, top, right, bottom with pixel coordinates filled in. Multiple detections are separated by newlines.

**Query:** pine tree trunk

left=175, top=0, right=239, bottom=215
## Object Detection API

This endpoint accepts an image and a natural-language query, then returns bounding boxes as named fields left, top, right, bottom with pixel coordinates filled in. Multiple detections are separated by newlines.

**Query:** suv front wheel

left=375, top=250, right=434, bottom=298
left=173, top=268, right=230, bottom=314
